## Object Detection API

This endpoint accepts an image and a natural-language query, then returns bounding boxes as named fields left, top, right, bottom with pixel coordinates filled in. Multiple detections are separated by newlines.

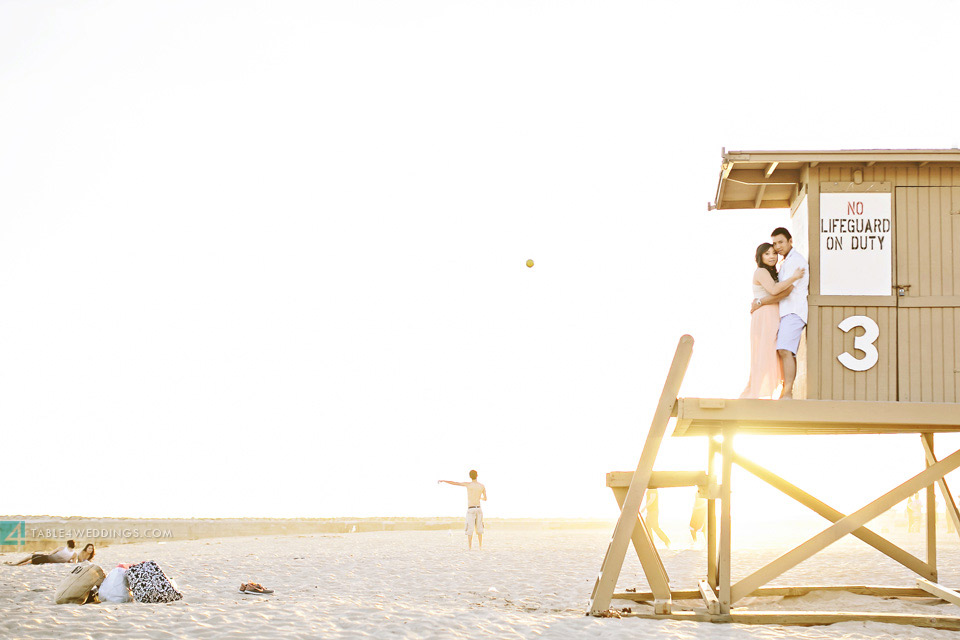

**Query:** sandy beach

left=4, top=526, right=960, bottom=639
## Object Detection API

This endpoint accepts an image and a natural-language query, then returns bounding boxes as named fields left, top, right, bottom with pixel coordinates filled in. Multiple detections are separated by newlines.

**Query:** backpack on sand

left=55, top=564, right=106, bottom=604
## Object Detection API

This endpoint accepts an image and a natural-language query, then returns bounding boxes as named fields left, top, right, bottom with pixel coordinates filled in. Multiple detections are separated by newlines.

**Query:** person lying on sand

left=439, top=470, right=487, bottom=550
left=77, top=543, right=96, bottom=562
left=6, top=540, right=77, bottom=565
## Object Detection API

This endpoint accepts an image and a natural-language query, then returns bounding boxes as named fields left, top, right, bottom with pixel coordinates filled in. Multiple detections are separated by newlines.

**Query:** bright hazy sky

left=2, top=1, right=960, bottom=521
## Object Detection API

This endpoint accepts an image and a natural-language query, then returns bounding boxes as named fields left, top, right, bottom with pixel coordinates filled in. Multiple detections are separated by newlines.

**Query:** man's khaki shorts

left=465, top=507, right=483, bottom=536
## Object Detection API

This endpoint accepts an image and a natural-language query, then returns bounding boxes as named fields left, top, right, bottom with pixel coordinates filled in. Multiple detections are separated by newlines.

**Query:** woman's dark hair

left=755, top=243, right=779, bottom=283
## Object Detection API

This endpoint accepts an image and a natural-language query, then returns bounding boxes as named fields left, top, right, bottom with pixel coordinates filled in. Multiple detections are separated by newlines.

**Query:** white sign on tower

left=819, top=192, right=892, bottom=296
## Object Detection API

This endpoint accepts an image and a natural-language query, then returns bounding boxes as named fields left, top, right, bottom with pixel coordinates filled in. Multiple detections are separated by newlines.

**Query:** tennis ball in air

left=526, top=259, right=534, bottom=268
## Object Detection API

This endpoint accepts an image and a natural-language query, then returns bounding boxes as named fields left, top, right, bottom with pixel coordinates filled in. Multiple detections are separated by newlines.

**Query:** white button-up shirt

left=777, top=248, right=809, bottom=323
left=51, top=546, right=76, bottom=562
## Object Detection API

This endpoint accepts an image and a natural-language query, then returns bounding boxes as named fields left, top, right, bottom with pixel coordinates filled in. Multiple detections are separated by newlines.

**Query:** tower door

left=895, top=186, right=960, bottom=402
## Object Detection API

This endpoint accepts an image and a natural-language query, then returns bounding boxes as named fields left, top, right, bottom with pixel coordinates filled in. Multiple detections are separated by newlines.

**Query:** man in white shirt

left=6, top=539, right=77, bottom=565
left=769, top=227, right=808, bottom=399
left=438, top=470, right=488, bottom=550
left=49, top=542, right=78, bottom=563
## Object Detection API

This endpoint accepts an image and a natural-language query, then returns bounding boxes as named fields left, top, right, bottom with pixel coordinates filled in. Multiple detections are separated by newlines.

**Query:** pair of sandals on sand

left=239, top=582, right=274, bottom=595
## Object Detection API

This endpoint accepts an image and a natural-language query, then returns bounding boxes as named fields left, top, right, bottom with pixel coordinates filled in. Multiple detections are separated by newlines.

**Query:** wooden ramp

left=589, top=335, right=960, bottom=630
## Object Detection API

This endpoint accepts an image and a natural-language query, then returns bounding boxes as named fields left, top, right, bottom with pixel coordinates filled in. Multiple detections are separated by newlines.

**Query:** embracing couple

left=741, top=227, right=809, bottom=400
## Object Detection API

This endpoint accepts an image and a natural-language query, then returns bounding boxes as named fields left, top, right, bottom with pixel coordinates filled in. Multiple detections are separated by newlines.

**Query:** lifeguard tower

left=589, top=149, right=960, bottom=629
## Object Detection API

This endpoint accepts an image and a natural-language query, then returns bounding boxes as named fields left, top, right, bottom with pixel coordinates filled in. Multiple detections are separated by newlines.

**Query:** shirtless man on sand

left=439, top=470, right=487, bottom=549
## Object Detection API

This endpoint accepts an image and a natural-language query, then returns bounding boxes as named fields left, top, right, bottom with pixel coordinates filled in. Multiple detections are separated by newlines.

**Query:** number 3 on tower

left=837, top=316, right=880, bottom=372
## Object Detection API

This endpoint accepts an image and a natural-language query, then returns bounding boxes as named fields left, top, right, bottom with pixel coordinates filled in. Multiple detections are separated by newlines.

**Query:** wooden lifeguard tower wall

left=588, top=150, right=960, bottom=630
left=715, top=149, right=960, bottom=402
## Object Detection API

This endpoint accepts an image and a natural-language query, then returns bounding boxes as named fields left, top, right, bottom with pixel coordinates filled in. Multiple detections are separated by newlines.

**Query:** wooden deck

left=673, top=397, right=960, bottom=436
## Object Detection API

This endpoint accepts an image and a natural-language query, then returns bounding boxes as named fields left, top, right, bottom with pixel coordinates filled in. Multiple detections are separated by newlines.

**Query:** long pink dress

left=740, top=282, right=783, bottom=399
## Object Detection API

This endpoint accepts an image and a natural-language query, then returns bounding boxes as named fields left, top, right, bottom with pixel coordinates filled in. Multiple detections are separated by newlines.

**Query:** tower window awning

left=711, top=149, right=960, bottom=211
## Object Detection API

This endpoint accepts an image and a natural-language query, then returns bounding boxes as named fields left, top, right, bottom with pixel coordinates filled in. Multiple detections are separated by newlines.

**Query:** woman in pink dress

left=741, top=243, right=805, bottom=399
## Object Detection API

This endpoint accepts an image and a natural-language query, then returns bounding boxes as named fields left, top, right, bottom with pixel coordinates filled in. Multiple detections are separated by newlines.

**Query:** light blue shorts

left=776, top=313, right=806, bottom=355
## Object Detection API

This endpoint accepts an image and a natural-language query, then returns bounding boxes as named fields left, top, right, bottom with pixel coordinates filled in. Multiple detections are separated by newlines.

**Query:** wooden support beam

left=714, top=199, right=793, bottom=210
left=764, top=161, right=779, bottom=178
left=610, top=486, right=671, bottom=611
left=726, top=169, right=801, bottom=185
left=754, top=184, right=767, bottom=208
left=621, top=610, right=960, bottom=631
left=615, top=584, right=960, bottom=602
left=924, top=434, right=937, bottom=578
left=917, top=578, right=960, bottom=608
left=698, top=579, right=720, bottom=615
left=707, top=438, right=718, bottom=591
left=615, top=589, right=698, bottom=602
left=719, top=429, right=733, bottom=613
left=921, top=435, right=960, bottom=540
left=589, top=335, right=693, bottom=615
left=733, top=452, right=935, bottom=579
left=606, top=470, right=708, bottom=489
left=730, top=446, right=960, bottom=603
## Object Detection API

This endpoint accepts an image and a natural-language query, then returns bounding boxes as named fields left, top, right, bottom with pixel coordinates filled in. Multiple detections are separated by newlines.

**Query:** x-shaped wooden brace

left=734, top=452, right=936, bottom=580
left=729, top=444, right=960, bottom=603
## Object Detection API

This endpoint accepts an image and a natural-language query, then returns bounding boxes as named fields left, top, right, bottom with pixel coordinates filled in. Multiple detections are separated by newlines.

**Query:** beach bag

left=99, top=567, right=133, bottom=603
left=55, top=564, right=106, bottom=604
left=126, top=561, right=182, bottom=603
